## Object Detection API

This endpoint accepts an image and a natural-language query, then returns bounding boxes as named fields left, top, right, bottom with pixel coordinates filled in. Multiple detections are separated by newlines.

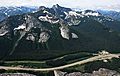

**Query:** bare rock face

left=92, top=68, right=120, bottom=76
left=54, top=68, right=120, bottom=76
left=38, top=32, right=50, bottom=43
left=54, top=70, right=67, bottom=76
left=82, top=73, right=92, bottom=76
left=59, top=26, right=70, bottom=40
left=64, top=11, right=82, bottom=26
left=0, top=24, right=9, bottom=36
left=66, top=72, right=82, bottom=76
left=0, top=73, right=36, bottom=76
left=26, top=34, right=35, bottom=41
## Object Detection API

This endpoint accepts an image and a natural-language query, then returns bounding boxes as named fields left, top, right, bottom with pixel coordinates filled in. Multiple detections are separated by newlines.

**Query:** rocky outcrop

left=54, top=68, right=120, bottom=76
left=71, top=33, right=78, bottom=38
left=0, top=73, right=36, bottom=76
left=0, top=24, right=9, bottom=36
left=59, top=26, right=70, bottom=40
left=38, top=31, right=50, bottom=43
left=26, top=34, right=35, bottom=41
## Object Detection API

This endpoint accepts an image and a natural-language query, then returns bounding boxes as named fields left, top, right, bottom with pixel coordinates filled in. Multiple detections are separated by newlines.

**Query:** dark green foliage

left=1, top=15, right=120, bottom=60
left=0, top=5, right=120, bottom=76
left=46, top=52, right=92, bottom=67
left=85, top=58, right=120, bottom=72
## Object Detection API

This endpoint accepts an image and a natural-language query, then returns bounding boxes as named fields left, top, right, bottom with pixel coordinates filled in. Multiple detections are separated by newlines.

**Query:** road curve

left=0, top=53, right=120, bottom=72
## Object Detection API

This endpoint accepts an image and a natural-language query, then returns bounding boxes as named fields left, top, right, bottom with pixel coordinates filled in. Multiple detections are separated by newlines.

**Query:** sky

left=0, top=0, right=120, bottom=11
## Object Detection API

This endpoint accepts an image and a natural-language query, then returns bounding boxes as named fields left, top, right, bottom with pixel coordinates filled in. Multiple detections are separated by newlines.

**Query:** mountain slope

left=98, top=10, right=120, bottom=21
left=0, top=5, right=120, bottom=60
left=0, top=6, right=38, bottom=21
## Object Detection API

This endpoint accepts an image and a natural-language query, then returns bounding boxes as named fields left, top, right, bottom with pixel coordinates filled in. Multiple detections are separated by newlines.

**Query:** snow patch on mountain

left=0, top=31, right=8, bottom=36
left=38, top=15, right=59, bottom=24
left=82, top=11, right=100, bottom=16
left=14, top=24, right=26, bottom=30
left=69, top=11, right=83, bottom=17
left=0, top=25, right=9, bottom=36
left=43, top=10, right=50, bottom=14
left=71, top=33, right=78, bottom=38
left=64, top=11, right=84, bottom=18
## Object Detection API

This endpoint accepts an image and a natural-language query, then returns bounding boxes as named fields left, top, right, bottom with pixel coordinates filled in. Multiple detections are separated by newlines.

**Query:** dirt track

left=0, top=53, right=120, bottom=72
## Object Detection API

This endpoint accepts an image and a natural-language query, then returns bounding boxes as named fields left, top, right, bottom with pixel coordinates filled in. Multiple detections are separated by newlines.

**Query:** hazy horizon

left=0, top=0, right=120, bottom=11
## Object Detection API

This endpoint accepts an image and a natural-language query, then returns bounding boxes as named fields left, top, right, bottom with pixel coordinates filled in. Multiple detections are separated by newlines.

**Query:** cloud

left=0, top=0, right=120, bottom=10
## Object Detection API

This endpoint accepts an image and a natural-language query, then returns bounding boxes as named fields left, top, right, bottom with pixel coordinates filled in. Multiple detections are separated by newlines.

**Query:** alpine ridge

left=0, top=4, right=120, bottom=60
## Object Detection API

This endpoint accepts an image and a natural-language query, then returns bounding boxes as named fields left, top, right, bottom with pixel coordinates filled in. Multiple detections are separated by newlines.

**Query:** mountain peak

left=52, top=4, right=72, bottom=13
left=39, top=6, right=46, bottom=11
left=52, top=4, right=61, bottom=8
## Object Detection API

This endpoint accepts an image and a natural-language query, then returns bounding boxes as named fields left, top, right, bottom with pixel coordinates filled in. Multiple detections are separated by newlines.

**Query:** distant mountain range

left=0, top=6, right=38, bottom=21
left=97, top=10, right=120, bottom=21
left=73, top=8, right=120, bottom=21
left=0, top=4, right=120, bottom=60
